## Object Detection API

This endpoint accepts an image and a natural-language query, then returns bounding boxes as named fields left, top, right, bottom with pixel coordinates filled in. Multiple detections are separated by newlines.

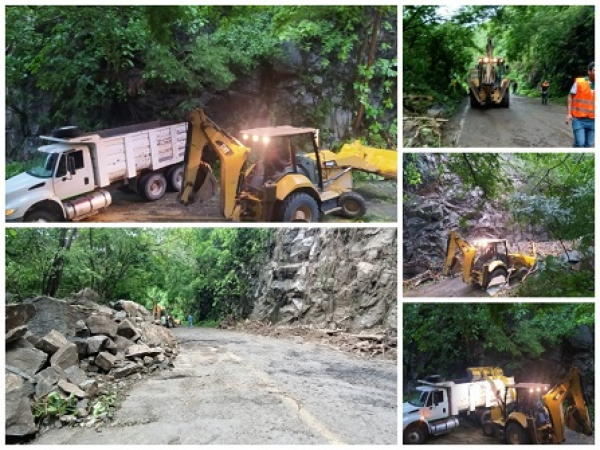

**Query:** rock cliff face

left=251, top=228, right=397, bottom=334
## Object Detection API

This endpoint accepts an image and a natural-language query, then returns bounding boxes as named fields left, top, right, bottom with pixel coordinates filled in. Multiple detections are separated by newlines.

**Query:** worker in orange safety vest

left=565, top=62, right=595, bottom=147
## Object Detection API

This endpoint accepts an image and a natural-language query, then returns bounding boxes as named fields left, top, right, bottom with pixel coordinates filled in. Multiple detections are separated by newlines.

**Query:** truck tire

left=338, top=192, right=366, bottom=219
left=482, top=420, right=497, bottom=437
left=166, top=164, right=184, bottom=192
left=470, top=91, right=480, bottom=108
left=403, top=424, right=427, bottom=444
left=483, top=267, right=508, bottom=289
left=140, top=172, right=167, bottom=201
left=280, top=193, right=319, bottom=222
left=501, top=89, right=510, bottom=108
left=505, top=422, right=530, bottom=444
left=24, top=208, right=62, bottom=222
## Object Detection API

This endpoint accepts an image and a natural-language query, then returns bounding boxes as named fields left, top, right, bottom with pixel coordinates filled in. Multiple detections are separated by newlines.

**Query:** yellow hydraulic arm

left=331, top=140, right=397, bottom=179
left=443, top=231, right=477, bottom=283
left=178, top=108, right=250, bottom=219
left=543, top=367, right=593, bottom=443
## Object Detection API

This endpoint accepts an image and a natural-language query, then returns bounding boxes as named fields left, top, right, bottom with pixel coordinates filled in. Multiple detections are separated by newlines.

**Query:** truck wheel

left=501, top=89, right=510, bottom=107
left=482, top=419, right=496, bottom=437
left=24, top=209, right=62, bottom=222
left=403, top=424, right=427, bottom=444
left=338, top=192, right=366, bottom=219
left=166, top=165, right=184, bottom=192
left=505, top=422, right=530, bottom=444
left=280, top=193, right=319, bottom=222
left=470, top=91, right=480, bottom=108
left=484, top=267, right=508, bottom=289
left=140, top=172, right=167, bottom=201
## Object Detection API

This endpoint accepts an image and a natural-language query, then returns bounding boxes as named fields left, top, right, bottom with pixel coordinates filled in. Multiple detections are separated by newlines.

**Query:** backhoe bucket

left=178, top=162, right=218, bottom=205
left=334, top=140, right=397, bottom=179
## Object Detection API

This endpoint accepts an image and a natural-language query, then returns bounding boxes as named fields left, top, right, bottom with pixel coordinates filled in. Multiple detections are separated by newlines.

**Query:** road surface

left=82, top=180, right=397, bottom=223
left=404, top=276, right=490, bottom=298
left=33, top=328, right=397, bottom=445
left=446, top=95, right=574, bottom=147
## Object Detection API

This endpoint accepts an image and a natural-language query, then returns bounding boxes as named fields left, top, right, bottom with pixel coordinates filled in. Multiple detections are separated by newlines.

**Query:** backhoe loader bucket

left=178, top=162, right=218, bottom=205
left=334, top=140, right=397, bottom=179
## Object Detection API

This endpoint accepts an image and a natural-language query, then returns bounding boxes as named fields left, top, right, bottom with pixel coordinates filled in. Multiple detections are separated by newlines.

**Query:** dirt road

left=404, top=276, right=490, bottom=298
left=33, top=328, right=397, bottom=445
left=446, top=95, right=573, bottom=147
left=82, top=180, right=397, bottom=223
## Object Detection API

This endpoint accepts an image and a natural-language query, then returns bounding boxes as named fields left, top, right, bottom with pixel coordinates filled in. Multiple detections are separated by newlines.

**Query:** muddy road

left=33, top=328, right=397, bottom=445
left=445, top=95, right=573, bottom=147
left=414, top=417, right=594, bottom=445
left=82, top=180, right=397, bottom=223
left=404, top=276, right=490, bottom=298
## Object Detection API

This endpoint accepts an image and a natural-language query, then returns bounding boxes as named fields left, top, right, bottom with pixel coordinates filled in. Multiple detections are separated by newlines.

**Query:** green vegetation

left=6, top=6, right=396, bottom=159
left=33, top=391, right=77, bottom=421
left=403, top=6, right=594, bottom=109
left=404, top=303, right=594, bottom=378
left=5, top=228, right=274, bottom=325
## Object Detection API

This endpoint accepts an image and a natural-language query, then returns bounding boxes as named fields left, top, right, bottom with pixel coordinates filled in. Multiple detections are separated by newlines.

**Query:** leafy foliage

left=33, top=391, right=77, bottom=421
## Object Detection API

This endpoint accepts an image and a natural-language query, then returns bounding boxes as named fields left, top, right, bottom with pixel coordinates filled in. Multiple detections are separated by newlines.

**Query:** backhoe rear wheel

left=338, top=192, right=366, bottom=219
left=501, top=89, right=510, bottom=108
left=505, top=422, right=530, bottom=444
left=280, top=193, right=319, bottom=222
left=482, top=419, right=497, bottom=437
left=470, top=91, right=480, bottom=108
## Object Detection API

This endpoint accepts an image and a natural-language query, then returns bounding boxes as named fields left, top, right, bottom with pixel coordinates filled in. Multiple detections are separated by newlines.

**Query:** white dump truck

left=403, top=367, right=514, bottom=444
left=5, top=121, right=187, bottom=222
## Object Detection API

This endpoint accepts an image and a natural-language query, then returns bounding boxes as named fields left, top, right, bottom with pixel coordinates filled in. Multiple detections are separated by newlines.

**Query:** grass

left=194, top=319, right=221, bottom=328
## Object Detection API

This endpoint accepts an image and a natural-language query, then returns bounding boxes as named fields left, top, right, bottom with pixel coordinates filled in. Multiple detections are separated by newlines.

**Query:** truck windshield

left=26, top=151, right=59, bottom=178
left=408, top=391, right=429, bottom=407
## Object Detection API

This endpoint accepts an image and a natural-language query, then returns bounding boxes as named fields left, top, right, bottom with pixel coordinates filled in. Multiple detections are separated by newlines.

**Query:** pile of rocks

left=5, top=295, right=178, bottom=441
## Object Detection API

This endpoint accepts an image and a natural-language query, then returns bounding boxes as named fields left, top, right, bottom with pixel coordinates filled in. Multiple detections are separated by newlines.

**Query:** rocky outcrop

left=5, top=293, right=178, bottom=441
left=251, top=228, right=397, bottom=334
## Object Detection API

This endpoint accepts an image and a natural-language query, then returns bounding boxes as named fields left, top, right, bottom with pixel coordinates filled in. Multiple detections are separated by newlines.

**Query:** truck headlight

left=6, top=208, right=17, bottom=216
left=483, top=57, right=489, bottom=63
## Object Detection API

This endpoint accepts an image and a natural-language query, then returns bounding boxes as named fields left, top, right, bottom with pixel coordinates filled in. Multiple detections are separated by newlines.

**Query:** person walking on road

left=512, top=80, right=518, bottom=94
left=541, top=80, right=550, bottom=105
left=566, top=62, right=595, bottom=147
left=188, top=313, right=193, bottom=328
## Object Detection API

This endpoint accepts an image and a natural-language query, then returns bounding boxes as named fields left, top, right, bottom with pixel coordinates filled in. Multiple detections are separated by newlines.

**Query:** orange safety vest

left=572, top=78, right=595, bottom=119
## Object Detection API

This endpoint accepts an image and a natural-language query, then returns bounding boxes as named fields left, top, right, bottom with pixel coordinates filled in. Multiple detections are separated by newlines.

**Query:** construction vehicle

left=6, top=121, right=187, bottom=222
left=468, top=36, right=510, bottom=108
left=443, top=231, right=537, bottom=289
left=177, top=108, right=396, bottom=222
left=403, top=367, right=515, bottom=444
left=483, top=367, right=593, bottom=444
left=152, top=301, right=178, bottom=328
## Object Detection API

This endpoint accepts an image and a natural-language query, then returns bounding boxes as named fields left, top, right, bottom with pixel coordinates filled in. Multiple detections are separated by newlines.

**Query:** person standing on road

left=541, top=80, right=550, bottom=105
left=188, top=313, right=193, bottom=328
left=565, top=62, right=595, bottom=147
left=512, top=80, right=518, bottom=94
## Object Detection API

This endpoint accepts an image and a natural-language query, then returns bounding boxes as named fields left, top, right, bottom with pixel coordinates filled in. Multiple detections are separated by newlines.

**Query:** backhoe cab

left=484, top=367, right=593, bottom=444
left=178, top=108, right=395, bottom=222
left=443, top=231, right=536, bottom=289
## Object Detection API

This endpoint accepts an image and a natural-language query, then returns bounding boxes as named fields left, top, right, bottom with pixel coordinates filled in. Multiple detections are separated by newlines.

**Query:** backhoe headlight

left=252, top=135, right=259, bottom=142
left=242, top=133, right=249, bottom=140
left=262, top=136, right=270, bottom=144
left=483, top=57, right=489, bottom=63
left=6, top=208, right=17, bottom=217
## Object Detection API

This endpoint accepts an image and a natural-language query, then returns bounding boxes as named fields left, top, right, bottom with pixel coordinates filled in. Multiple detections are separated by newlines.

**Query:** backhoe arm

left=543, top=367, right=593, bottom=443
left=443, top=231, right=477, bottom=283
left=178, top=109, right=250, bottom=218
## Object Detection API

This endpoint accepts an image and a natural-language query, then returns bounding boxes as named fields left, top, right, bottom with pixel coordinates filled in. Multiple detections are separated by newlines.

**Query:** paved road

left=34, top=328, right=397, bottom=445
left=447, top=95, right=573, bottom=147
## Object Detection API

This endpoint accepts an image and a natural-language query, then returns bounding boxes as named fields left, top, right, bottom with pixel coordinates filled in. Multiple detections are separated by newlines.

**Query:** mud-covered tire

left=505, top=422, right=530, bottom=444
left=501, top=89, right=510, bottom=107
left=484, top=267, right=508, bottom=289
left=24, top=208, right=62, bottom=222
left=482, top=419, right=496, bottom=437
left=338, top=192, right=366, bottom=219
left=139, top=172, right=167, bottom=201
left=403, top=424, right=427, bottom=444
left=166, top=164, right=184, bottom=192
left=280, top=192, right=319, bottom=222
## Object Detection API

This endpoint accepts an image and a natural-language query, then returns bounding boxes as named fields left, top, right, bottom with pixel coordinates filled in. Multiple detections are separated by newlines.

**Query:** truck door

left=423, top=390, right=449, bottom=422
left=53, top=149, right=93, bottom=200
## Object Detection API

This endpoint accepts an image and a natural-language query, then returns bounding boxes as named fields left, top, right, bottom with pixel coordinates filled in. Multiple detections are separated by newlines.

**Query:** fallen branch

left=403, top=117, right=449, bottom=122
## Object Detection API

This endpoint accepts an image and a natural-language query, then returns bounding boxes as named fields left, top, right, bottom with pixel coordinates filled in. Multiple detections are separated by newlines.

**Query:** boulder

left=126, top=344, right=163, bottom=359
left=117, top=319, right=139, bottom=340
left=6, top=373, right=37, bottom=437
left=5, top=303, right=37, bottom=332
left=86, top=335, right=109, bottom=355
left=57, top=380, right=87, bottom=398
left=86, top=315, right=118, bottom=338
left=6, top=346, right=48, bottom=377
left=80, top=380, right=99, bottom=397
left=36, top=329, right=69, bottom=355
left=137, top=322, right=176, bottom=347
left=34, top=366, right=67, bottom=399
left=104, top=337, right=118, bottom=355
left=64, top=366, right=88, bottom=386
left=23, top=296, right=90, bottom=338
left=6, top=325, right=28, bottom=344
left=113, top=335, right=134, bottom=352
left=113, top=300, right=151, bottom=318
left=95, top=352, right=116, bottom=371
left=50, top=342, right=79, bottom=370
left=111, top=362, right=142, bottom=379
left=70, top=337, right=89, bottom=358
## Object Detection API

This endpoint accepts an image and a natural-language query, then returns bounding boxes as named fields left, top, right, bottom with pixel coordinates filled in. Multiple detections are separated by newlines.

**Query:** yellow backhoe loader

left=468, top=36, right=511, bottom=108
left=443, top=231, right=536, bottom=289
left=483, top=367, right=593, bottom=444
left=177, top=108, right=396, bottom=222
